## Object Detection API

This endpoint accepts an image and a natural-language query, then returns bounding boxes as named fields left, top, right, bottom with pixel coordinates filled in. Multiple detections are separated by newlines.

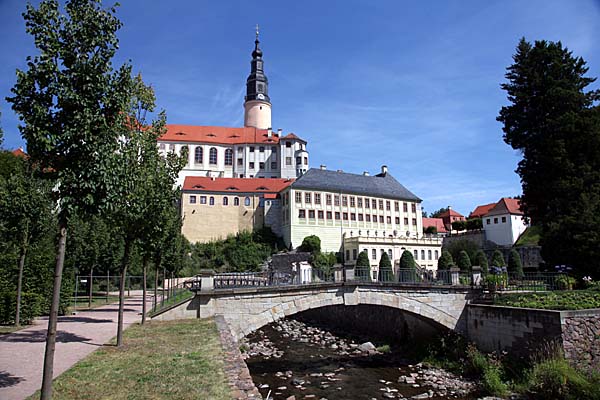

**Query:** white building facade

left=482, top=198, right=528, bottom=246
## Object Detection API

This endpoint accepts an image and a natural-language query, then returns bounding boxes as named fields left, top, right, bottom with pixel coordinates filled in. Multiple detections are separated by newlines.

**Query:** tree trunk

left=15, top=243, right=28, bottom=327
left=116, top=239, right=132, bottom=347
left=88, top=266, right=94, bottom=309
left=141, top=256, right=148, bottom=324
left=162, top=266, right=166, bottom=304
left=40, top=222, right=67, bottom=400
left=153, top=252, right=161, bottom=310
left=106, top=269, right=110, bottom=302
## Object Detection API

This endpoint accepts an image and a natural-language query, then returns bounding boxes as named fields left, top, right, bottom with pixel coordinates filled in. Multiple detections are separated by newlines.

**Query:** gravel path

left=0, top=295, right=154, bottom=400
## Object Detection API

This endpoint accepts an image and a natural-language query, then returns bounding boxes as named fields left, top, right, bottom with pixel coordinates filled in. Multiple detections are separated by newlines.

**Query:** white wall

left=483, top=213, right=528, bottom=246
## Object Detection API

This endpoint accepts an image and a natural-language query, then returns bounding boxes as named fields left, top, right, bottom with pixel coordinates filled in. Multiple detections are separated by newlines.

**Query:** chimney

left=277, top=128, right=283, bottom=137
left=211, top=177, right=216, bottom=181
left=381, top=165, right=388, bottom=174
left=448, top=206, right=452, bottom=210
left=320, top=164, right=327, bottom=170
left=363, top=171, right=370, bottom=176
left=267, top=128, right=272, bottom=137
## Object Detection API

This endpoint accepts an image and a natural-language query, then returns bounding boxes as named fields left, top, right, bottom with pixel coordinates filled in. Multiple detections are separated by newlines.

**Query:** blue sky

left=1, top=1, right=599, bottom=216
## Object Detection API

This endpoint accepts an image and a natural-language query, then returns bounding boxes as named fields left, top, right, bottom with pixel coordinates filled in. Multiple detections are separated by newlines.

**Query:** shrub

left=508, top=249, right=524, bottom=278
left=457, top=250, right=472, bottom=272
left=465, top=345, right=508, bottom=397
left=490, top=249, right=506, bottom=267
left=451, top=220, right=467, bottom=231
left=466, top=218, right=483, bottom=231
left=299, top=235, right=321, bottom=254
left=424, top=226, right=437, bottom=235
left=437, top=250, right=454, bottom=270
left=474, top=250, right=489, bottom=275
left=446, top=239, right=479, bottom=264
left=0, top=291, right=44, bottom=325
left=399, top=250, right=416, bottom=269
left=376, top=344, right=391, bottom=353
left=528, top=357, right=600, bottom=399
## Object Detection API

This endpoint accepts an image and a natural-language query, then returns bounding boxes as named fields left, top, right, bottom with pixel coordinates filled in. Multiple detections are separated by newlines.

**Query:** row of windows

left=191, top=147, right=233, bottom=166
left=291, top=192, right=417, bottom=213
left=486, top=216, right=507, bottom=224
left=297, top=209, right=417, bottom=225
left=242, top=161, right=278, bottom=170
left=347, top=249, right=439, bottom=262
left=189, top=195, right=251, bottom=206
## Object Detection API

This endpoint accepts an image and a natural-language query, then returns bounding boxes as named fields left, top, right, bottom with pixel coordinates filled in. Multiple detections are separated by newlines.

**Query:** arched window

left=421, top=250, right=425, bottom=260
left=428, top=250, right=432, bottom=260
left=209, top=197, right=214, bottom=206
left=209, top=147, right=217, bottom=165
left=223, top=197, right=228, bottom=206
left=388, top=249, right=393, bottom=259
left=414, top=250, right=418, bottom=260
left=195, top=147, right=203, bottom=164
left=234, top=197, right=240, bottom=206
left=224, top=148, right=233, bottom=166
left=244, top=197, right=251, bottom=206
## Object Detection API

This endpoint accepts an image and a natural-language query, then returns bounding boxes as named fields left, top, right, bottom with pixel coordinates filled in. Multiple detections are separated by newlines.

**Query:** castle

left=158, top=32, right=442, bottom=273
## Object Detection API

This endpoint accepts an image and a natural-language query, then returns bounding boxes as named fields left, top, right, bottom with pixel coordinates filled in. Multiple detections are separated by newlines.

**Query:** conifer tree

left=355, top=250, right=371, bottom=281
left=378, top=252, right=393, bottom=281
left=490, top=250, right=506, bottom=268
left=437, top=250, right=454, bottom=270
left=474, top=250, right=489, bottom=275
left=399, top=250, right=416, bottom=269
left=508, top=249, right=524, bottom=278
left=457, top=250, right=472, bottom=272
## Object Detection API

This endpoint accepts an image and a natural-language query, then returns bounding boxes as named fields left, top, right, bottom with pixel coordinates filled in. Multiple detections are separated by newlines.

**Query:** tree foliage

left=430, top=207, right=449, bottom=218
left=424, top=226, right=438, bottom=235
left=490, top=250, right=506, bottom=267
left=437, top=250, right=454, bottom=270
left=497, top=38, right=600, bottom=277
left=466, top=218, right=483, bottom=231
left=299, top=235, right=321, bottom=254
left=451, top=220, right=467, bottom=231
left=356, top=250, right=371, bottom=267
left=445, top=239, right=480, bottom=265
left=399, top=250, right=416, bottom=269
left=508, top=249, right=524, bottom=278
left=457, top=250, right=472, bottom=272
left=379, top=251, right=392, bottom=270
left=474, top=250, right=489, bottom=275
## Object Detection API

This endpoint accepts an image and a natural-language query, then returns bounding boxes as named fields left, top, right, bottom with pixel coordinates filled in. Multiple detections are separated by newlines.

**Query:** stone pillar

left=450, top=267, right=460, bottom=286
left=198, top=269, right=215, bottom=291
left=472, top=266, right=482, bottom=287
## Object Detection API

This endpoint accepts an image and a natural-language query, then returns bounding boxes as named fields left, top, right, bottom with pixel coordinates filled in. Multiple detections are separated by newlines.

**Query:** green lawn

left=149, top=289, right=194, bottom=317
left=493, top=290, right=600, bottom=310
left=514, top=225, right=542, bottom=246
left=29, top=319, right=231, bottom=400
left=68, top=295, right=121, bottom=311
left=0, top=324, right=29, bottom=334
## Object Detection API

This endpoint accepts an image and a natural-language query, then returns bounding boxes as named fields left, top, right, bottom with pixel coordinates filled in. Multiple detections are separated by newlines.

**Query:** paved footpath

left=0, top=294, right=154, bottom=400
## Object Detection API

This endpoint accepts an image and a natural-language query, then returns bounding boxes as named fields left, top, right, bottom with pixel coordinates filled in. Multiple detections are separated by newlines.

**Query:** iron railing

left=486, top=272, right=567, bottom=292
left=214, top=272, right=269, bottom=289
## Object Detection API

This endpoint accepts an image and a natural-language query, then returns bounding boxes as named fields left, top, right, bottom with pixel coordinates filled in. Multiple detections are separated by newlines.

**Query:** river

left=244, top=317, right=481, bottom=400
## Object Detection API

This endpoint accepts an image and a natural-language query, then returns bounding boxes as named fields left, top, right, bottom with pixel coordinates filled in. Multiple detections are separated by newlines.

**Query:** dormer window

left=226, top=186, right=239, bottom=191
left=206, top=133, right=216, bottom=137
left=175, top=131, right=185, bottom=136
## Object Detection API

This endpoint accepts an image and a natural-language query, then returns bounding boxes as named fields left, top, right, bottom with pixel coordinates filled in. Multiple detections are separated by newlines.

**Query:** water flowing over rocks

left=244, top=318, right=483, bottom=400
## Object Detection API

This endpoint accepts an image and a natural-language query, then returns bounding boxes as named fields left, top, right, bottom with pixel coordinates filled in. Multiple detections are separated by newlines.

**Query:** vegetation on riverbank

left=492, top=290, right=600, bottom=310
left=27, top=319, right=231, bottom=400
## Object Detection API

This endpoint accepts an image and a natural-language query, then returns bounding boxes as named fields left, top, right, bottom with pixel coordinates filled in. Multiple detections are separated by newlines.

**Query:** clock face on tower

left=257, top=93, right=265, bottom=100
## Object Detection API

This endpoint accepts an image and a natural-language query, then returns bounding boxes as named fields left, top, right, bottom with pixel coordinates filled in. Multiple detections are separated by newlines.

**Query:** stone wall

left=561, top=309, right=600, bottom=371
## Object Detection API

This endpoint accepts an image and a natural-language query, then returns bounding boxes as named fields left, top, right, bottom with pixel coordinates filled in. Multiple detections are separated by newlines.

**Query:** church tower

left=244, top=26, right=272, bottom=129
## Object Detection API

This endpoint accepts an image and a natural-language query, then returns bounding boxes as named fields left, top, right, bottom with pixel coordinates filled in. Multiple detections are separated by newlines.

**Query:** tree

left=424, top=226, right=437, bottom=235
left=437, top=250, right=454, bottom=270
left=299, top=235, right=321, bottom=254
left=490, top=250, right=506, bottom=268
left=0, top=110, right=3, bottom=148
left=399, top=250, right=416, bottom=269
left=466, top=218, right=483, bottom=231
left=355, top=250, right=371, bottom=281
left=430, top=207, right=449, bottom=218
left=497, top=38, right=600, bottom=277
left=6, top=1, right=133, bottom=397
left=378, top=252, right=393, bottom=281
left=508, top=249, right=524, bottom=278
left=457, top=250, right=472, bottom=272
left=445, top=239, right=479, bottom=265
left=451, top=220, right=467, bottom=231
left=474, top=250, right=489, bottom=275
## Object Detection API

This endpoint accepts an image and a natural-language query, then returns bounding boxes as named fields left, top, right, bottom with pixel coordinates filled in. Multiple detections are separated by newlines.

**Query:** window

left=372, top=249, right=377, bottom=260
left=395, top=201, right=399, bottom=211
left=296, top=157, right=301, bottom=165
left=334, top=195, right=340, bottom=206
left=379, top=215, right=384, bottom=223
left=372, top=199, right=377, bottom=208
left=305, top=193, right=312, bottom=203
left=351, top=213, right=356, bottom=221
left=388, top=249, right=393, bottom=259
left=318, top=210, right=324, bottom=219
left=494, top=217, right=498, bottom=224
left=271, top=146, right=277, bottom=154
left=249, top=162, right=255, bottom=169
left=200, top=196, right=207, bottom=204
left=343, top=212, right=348, bottom=220
left=299, top=209, right=306, bottom=218
left=249, top=146, right=255, bottom=152
left=358, top=214, right=364, bottom=221
left=502, top=216, right=507, bottom=223
left=259, top=146, right=265, bottom=152
left=237, top=147, right=243, bottom=153
left=209, top=196, right=215, bottom=205
left=373, top=214, right=378, bottom=222
left=225, top=149, right=233, bottom=166
left=366, top=214, right=371, bottom=222
left=342, top=196, right=348, bottom=206
left=365, top=198, right=370, bottom=209
left=404, top=217, right=409, bottom=225
left=435, top=250, right=439, bottom=259
left=194, top=147, right=203, bottom=163
left=271, top=161, right=277, bottom=169
left=209, top=147, right=217, bottom=164
left=404, top=203, right=408, bottom=212
left=304, top=157, right=308, bottom=164
left=421, top=250, right=425, bottom=260
left=286, top=157, right=292, bottom=165
left=237, top=158, right=243, bottom=166
left=223, top=197, right=228, bottom=206
left=286, top=142, right=292, bottom=148
left=412, top=218, right=417, bottom=226
left=486, top=218, right=491, bottom=224
left=326, top=194, right=332, bottom=205
left=244, top=197, right=251, bottom=206
left=335, top=212, right=341, bottom=220
left=412, top=203, right=417, bottom=213
left=234, top=197, right=240, bottom=206
left=308, top=210, right=315, bottom=219
left=414, top=250, right=418, bottom=260
left=346, top=250, right=350, bottom=260
left=387, top=216, right=392, bottom=224
left=353, top=249, right=357, bottom=260
left=189, top=195, right=197, bottom=204
left=295, top=192, right=302, bottom=203
left=357, top=197, right=363, bottom=207
left=395, top=217, right=400, bottom=224
left=326, top=211, right=332, bottom=219
left=379, top=200, right=384, bottom=210
left=428, top=250, right=432, bottom=260
left=350, top=197, right=356, bottom=207
left=259, top=162, right=265, bottom=169
left=314, top=193, right=321, bottom=204
left=386, top=201, right=391, bottom=211
left=159, top=143, right=166, bottom=150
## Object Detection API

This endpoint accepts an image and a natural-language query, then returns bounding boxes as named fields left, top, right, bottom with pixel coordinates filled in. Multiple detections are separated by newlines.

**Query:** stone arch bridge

left=152, top=283, right=478, bottom=340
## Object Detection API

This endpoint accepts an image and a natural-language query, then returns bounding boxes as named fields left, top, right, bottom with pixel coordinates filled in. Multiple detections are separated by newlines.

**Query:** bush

left=399, top=250, right=416, bottom=269
left=528, top=357, right=600, bottom=399
left=490, top=249, right=506, bottom=267
left=508, top=249, right=524, bottom=278
left=0, top=291, right=44, bottom=325
left=457, top=250, right=472, bottom=272
left=424, top=226, right=437, bottom=235
left=465, top=344, right=508, bottom=396
left=466, top=218, right=483, bottom=231
left=446, top=239, right=479, bottom=264
left=451, top=220, right=467, bottom=231
left=437, top=250, right=454, bottom=270
left=474, top=250, right=489, bottom=275
left=299, top=235, right=321, bottom=254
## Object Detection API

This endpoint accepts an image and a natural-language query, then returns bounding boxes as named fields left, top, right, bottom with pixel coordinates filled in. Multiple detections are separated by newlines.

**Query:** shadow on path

left=0, top=371, right=25, bottom=388
left=81, top=308, right=136, bottom=313
left=58, top=317, right=114, bottom=324
left=1, top=330, right=91, bottom=343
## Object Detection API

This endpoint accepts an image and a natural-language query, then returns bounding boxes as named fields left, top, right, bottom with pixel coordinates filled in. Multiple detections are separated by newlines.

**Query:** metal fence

left=486, top=272, right=567, bottom=292
left=71, top=275, right=145, bottom=310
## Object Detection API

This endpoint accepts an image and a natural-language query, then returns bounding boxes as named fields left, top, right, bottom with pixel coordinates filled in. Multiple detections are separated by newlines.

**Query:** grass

left=493, top=290, right=600, bottom=310
left=514, top=225, right=542, bottom=246
left=28, top=318, right=231, bottom=400
left=149, top=289, right=194, bottom=317
left=0, top=324, right=29, bottom=334
left=68, top=295, right=120, bottom=311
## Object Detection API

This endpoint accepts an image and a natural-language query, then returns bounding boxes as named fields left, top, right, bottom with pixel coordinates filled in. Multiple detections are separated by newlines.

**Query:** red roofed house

left=158, top=33, right=309, bottom=187
left=181, top=176, right=293, bottom=242
left=469, top=202, right=496, bottom=219
left=422, top=217, right=447, bottom=234
left=11, top=147, right=27, bottom=158
left=482, top=198, right=528, bottom=246
left=438, top=207, right=466, bottom=231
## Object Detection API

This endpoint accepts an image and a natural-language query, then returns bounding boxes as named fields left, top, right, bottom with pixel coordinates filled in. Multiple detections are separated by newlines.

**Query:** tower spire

left=244, top=24, right=272, bottom=129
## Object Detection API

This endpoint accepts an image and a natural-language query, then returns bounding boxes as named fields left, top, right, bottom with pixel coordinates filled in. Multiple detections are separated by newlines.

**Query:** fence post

left=450, top=267, right=460, bottom=286
left=472, top=266, right=482, bottom=287
left=198, top=269, right=215, bottom=292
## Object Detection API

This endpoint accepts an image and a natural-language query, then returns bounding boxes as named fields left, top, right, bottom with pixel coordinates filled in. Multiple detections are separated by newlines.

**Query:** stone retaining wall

left=561, top=309, right=600, bottom=371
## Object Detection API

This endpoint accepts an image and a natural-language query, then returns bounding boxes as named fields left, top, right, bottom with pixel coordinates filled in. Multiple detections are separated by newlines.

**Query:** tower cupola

left=244, top=25, right=272, bottom=129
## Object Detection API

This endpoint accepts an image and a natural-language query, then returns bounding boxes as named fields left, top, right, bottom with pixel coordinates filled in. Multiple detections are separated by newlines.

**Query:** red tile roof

left=281, top=133, right=306, bottom=143
left=11, top=148, right=27, bottom=158
left=183, top=177, right=293, bottom=194
left=159, top=125, right=305, bottom=145
left=469, top=202, right=496, bottom=219
left=264, top=193, right=278, bottom=199
left=484, top=198, right=523, bottom=216
left=438, top=208, right=465, bottom=218
left=422, top=217, right=447, bottom=233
